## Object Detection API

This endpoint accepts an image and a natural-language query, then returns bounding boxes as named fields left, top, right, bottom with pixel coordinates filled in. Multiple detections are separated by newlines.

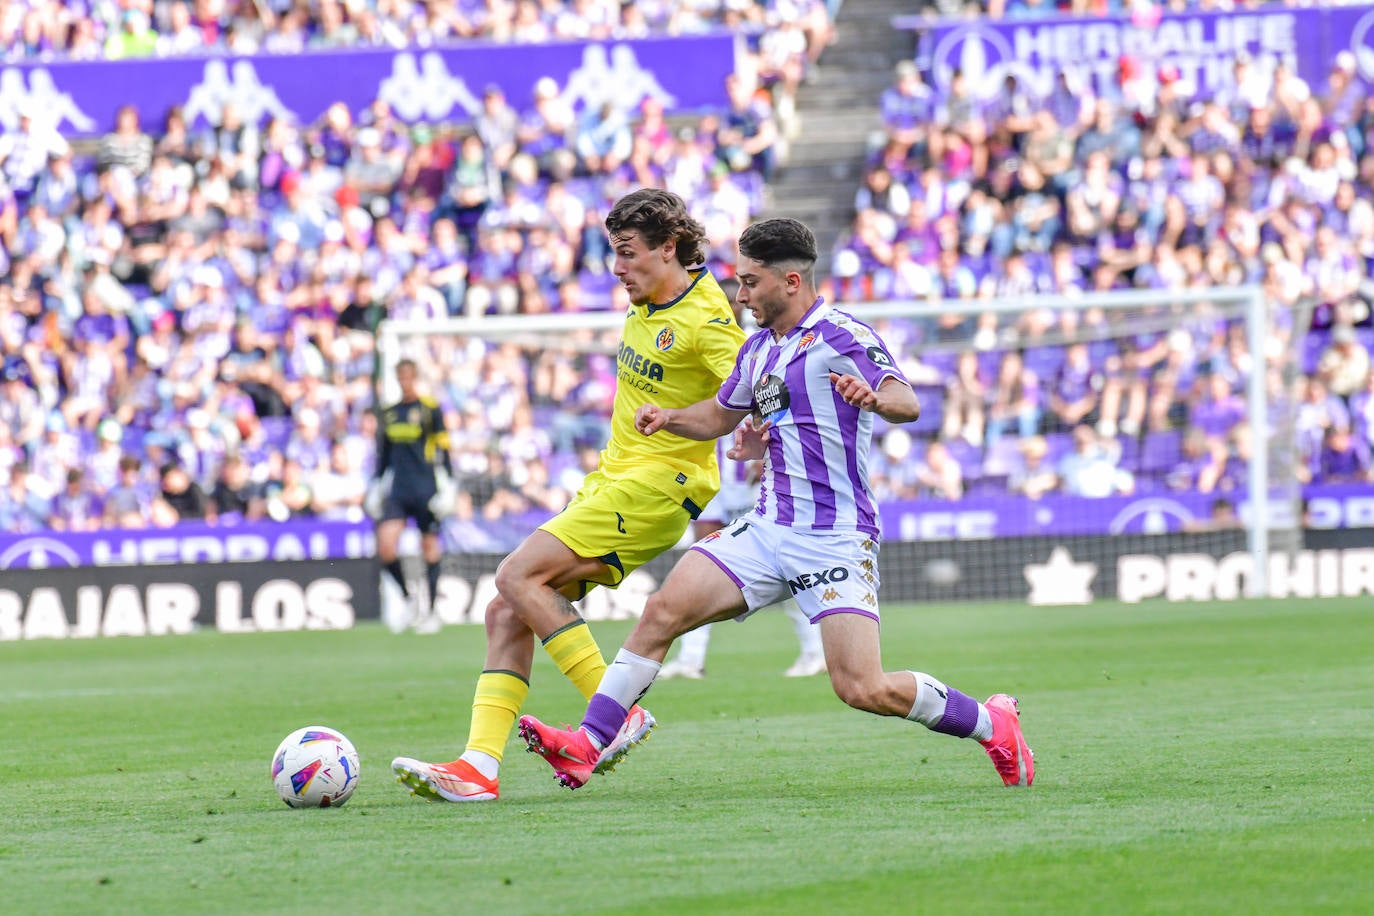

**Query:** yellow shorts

left=539, top=470, right=702, bottom=597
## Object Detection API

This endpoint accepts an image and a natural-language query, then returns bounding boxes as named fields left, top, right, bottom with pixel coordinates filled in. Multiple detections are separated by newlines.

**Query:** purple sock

left=582, top=693, right=628, bottom=747
left=932, top=687, right=980, bottom=738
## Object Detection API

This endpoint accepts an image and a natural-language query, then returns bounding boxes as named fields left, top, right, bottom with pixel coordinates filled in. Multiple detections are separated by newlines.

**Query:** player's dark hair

left=738, top=218, right=818, bottom=284
left=605, top=188, right=707, bottom=267
left=396, top=358, right=417, bottom=374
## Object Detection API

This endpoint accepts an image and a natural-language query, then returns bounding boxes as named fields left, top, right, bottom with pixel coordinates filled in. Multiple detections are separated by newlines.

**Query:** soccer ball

left=270, top=726, right=361, bottom=808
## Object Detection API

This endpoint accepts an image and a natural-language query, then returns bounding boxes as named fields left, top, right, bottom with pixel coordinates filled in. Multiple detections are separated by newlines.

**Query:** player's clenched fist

left=829, top=372, right=879, bottom=411
left=635, top=403, right=670, bottom=435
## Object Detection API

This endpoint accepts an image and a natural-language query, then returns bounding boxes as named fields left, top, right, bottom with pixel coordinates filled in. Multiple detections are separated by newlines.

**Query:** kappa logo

left=656, top=327, right=675, bottom=351
left=861, top=592, right=876, bottom=607
left=377, top=52, right=481, bottom=122
left=181, top=59, right=290, bottom=127
left=821, top=587, right=839, bottom=602
left=561, top=43, right=676, bottom=115
left=928, top=24, right=1015, bottom=100
left=1352, top=11, right=1374, bottom=81
left=0, top=537, right=81, bottom=570
left=860, top=556, right=874, bottom=571
left=0, top=68, right=95, bottom=133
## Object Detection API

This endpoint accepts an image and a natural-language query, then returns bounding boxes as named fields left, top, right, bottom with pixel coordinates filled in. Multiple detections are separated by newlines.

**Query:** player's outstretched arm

left=828, top=373, right=921, bottom=424
left=635, top=399, right=748, bottom=441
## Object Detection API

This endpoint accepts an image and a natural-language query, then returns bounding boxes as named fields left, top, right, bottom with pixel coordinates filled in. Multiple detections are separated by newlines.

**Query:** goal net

left=379, top=283, right=1297, bottom=615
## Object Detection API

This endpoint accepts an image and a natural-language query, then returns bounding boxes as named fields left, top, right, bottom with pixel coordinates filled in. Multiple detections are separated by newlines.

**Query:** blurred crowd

left=0, top=2, right=832, bottom=535
left=5, top=0, right=1373, bottom=541
left=837, top=46, right=1374, bottom=504
left=2, top=0, right=833, bottom=63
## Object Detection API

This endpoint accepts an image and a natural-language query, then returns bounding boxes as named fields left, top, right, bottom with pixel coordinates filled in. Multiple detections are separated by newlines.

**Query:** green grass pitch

left=3, top=597, right=1371, bottom=914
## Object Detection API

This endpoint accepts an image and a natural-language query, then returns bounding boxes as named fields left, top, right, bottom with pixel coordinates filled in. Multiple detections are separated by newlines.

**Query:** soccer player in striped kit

left=658, top=427, right=826, bottom=679
left=519, top=218, right=1033, bottom=789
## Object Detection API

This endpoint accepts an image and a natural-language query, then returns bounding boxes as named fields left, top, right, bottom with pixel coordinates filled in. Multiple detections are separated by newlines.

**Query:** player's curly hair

left=605, top=189, right=708, bottom=267
left=737, top=218, right=818, bottom=272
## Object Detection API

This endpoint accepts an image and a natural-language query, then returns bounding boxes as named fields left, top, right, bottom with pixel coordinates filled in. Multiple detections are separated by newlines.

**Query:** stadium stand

left=832, top=31, right=1374, bottom=501
left=3, top=0, right=1373, bottom=541
left=0, top=2, right=834, bottom=533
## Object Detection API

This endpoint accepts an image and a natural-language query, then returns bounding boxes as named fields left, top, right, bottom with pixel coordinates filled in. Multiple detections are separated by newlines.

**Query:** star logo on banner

left=1023, top=547, right=1097, bottom=606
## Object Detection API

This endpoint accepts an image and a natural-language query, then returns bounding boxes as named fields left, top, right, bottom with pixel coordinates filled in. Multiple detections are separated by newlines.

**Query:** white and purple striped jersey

left=715, top=298, right=908, bottom=539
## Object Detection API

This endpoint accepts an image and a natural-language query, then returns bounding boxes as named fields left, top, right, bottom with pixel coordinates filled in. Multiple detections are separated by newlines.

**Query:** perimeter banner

left=913, top=4, right=1374, bottom=103
left=0, top=519, right=374, bottom=570
left=0, top=34, right=737, bottom=135
left=0, top=557, right=379, bottom=641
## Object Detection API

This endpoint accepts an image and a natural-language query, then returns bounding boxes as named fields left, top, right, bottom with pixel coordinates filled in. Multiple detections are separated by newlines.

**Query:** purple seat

left=575, top=270, right=618, bottom=311
left=261, top=416, right=293, bottom=450
left=911, top=385, right=944, bottom=434
left=1087, top=339, right=1118, bottom=365
left=982, top=435, right=1023, bottom=475
left=942, top=437, right=984, bottom=481
left=1302, top=332, right=1331, bottom=375
left=1042, top=432, right=1074, bottom=465
left=1138, top=429, right=1183, bottom=473
left=1022, top=345, right=1065, bottom=380
left=921, top=351, right=959, bottom=376
left=976, top=350, right=1003, bottom=379
left=1115, top=433, right=1141, bottom=471
left=966, top=475, right=1008, bottom=497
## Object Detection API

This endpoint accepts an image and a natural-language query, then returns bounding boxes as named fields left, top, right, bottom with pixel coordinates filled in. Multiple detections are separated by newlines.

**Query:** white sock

left=674, top=623, right=712, bottom=669
left=599, top=647, right=662, bottom=713
left=783, top=599, right=822, bottom=657
left=971, top=705, right=993, bottom=742
left=905, top=672, right=951, bottom=728
left=460, top=749, right=500, bottom=780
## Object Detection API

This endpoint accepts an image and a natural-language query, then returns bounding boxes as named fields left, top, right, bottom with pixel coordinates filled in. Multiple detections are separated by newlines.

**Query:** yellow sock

left=542, top=621, right=607, bottom=700
left=465, top=670, right=529, bottom=762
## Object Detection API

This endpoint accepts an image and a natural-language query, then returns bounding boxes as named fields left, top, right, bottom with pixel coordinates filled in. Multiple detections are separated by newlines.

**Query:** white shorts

left=698, top=474, right=758, bottom=525
left=690, top=515, right=882, bottom=624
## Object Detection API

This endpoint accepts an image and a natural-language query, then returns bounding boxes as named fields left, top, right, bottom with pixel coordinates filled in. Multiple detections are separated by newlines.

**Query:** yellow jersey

left=599, top=269, right=745, bottom=509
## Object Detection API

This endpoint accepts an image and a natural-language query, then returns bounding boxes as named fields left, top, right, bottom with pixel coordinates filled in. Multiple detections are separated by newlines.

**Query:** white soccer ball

left=270, top=726, right=361, bottom=808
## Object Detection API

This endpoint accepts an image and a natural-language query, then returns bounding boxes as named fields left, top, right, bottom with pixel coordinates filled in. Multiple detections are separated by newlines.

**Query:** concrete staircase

left=765, top=0, right=919, bottom=271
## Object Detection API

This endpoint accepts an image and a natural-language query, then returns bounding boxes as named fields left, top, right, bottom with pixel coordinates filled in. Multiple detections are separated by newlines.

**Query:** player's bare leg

left=493, top=530, right=613, bottom=639
left=820, top=613, right=1033, bottom=786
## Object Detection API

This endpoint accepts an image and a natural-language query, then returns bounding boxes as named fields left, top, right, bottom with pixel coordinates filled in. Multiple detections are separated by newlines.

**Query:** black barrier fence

left=5, top=527, right=1371, bottom=640
left=0, top=557, right=380, bottom=641
left=408, top=526, right=1374, bottom=623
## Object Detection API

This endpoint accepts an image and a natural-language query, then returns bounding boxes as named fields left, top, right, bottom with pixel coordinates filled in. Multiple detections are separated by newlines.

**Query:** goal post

left=379, top=283, right=1294, bottom=607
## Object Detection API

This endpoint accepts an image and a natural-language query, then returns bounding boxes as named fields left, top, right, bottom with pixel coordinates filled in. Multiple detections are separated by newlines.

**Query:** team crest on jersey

left=702, top=531, right=722, bottom=542
left=797, top=332, right=817, bottom=352
left=655, top=327, right=675, bottom=351
left=408, top=407, right=420, bottom=424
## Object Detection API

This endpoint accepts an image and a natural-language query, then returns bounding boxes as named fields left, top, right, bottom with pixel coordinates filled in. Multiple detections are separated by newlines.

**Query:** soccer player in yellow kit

left=393, top=189, right=745, bottom=801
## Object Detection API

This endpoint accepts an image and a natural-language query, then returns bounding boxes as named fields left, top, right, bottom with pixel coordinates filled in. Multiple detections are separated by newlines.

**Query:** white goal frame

left=379, top=284, right=1282, bottom=597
